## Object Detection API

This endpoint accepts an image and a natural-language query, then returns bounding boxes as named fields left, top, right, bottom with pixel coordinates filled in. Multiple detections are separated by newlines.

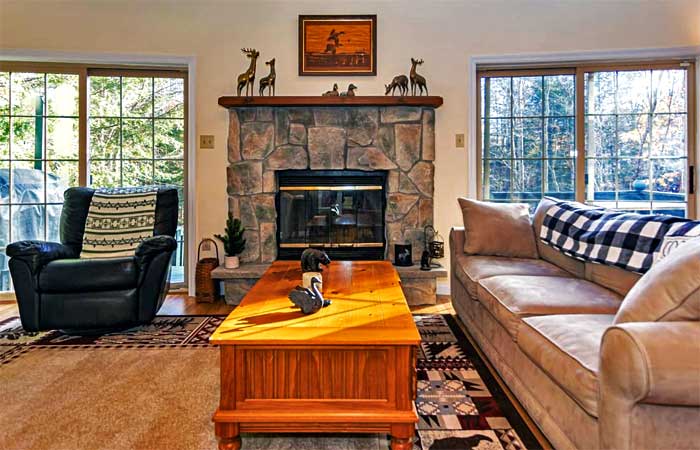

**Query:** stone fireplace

left=226, top=104, right=436, bottom=264
left=215, top=97, right=445, bottom=306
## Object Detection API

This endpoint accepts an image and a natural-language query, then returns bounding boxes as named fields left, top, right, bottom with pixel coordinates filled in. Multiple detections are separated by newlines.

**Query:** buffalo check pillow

left=539, top=200, right=700, bottom=273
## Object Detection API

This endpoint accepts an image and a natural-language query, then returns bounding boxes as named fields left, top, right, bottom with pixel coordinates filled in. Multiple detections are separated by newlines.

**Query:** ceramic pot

left=224, top=256, right=240, bottom=269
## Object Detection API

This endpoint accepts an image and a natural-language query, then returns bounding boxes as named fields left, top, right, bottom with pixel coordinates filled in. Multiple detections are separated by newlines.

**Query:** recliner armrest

left=135, top=235, right=177, bottom=267
left=6, top=240, right=77, bottom=274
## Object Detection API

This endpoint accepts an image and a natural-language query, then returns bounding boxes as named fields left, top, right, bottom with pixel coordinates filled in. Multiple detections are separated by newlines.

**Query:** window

left=0, top=63, right=188, bottom=292
left=478, top=61, right=696, bottom=218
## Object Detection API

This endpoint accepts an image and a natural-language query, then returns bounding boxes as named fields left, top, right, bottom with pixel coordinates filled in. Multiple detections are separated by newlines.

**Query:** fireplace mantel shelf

left=218, top=95, right=443, bottom=108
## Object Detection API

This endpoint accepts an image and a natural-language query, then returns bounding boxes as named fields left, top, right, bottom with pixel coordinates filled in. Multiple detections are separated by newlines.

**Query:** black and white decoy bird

left=288, top=276, right=331, bottom=314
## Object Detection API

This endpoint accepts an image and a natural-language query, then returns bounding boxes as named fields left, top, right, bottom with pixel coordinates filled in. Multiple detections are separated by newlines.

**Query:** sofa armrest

left=449, top=227, right=465, bottom=259
left=599, top=321, right=700, bottom=449
left=6, top=240, right=77, bottom=274
left=135, top=235, right=177, bottom=267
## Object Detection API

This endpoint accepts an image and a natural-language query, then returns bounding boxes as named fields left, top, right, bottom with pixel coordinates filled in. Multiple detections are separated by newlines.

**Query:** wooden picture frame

left=298, top=15, right=377, bottom=76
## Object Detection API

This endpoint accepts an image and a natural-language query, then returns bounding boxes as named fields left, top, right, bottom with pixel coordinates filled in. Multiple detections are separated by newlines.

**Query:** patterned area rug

left=0, top=314, right=539, bottom=450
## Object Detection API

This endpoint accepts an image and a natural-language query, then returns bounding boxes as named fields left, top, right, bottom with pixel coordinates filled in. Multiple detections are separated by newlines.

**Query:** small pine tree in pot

left=215, top=214, right=246, bottom=269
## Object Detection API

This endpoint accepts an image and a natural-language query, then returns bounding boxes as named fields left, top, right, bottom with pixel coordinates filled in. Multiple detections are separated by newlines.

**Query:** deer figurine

left=237, top=48, right=259, bottom=97
left=410, top=58, right=428, bottom=96
left=385, top=75, right=409, bottom=96
left=258, top=58, right=276, bottom=96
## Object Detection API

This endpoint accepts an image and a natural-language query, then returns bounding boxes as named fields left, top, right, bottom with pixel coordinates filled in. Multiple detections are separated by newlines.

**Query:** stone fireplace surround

left=215, top=97, right=446, bottom=306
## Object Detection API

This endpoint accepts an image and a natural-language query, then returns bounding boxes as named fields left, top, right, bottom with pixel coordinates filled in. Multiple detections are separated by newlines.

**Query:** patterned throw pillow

left=80, top=189, right=158, bottom=259
left=653, top=235, right=700, bottom=265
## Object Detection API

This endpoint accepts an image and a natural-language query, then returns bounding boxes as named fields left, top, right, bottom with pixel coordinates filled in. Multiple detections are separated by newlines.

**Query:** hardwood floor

left=0, top=294, right=455, bottom=322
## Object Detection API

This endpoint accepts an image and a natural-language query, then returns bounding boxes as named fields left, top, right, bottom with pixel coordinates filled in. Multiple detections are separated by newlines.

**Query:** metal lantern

left=420, top=226, right=444, bottom=271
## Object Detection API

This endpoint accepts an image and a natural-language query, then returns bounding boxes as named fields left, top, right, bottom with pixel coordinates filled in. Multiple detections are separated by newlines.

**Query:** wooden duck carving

left=288, top=276, right=331, bottom=314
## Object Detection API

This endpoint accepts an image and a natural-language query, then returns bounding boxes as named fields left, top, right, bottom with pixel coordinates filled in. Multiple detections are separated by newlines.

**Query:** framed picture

left=298, top=15, right=377, bottom=76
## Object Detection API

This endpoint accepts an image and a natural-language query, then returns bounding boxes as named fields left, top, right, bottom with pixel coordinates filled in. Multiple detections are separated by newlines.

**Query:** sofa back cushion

left=533, top=198, right=585, bottom=277
left=458, top=198, right=538, bottom=259
left=614, top=238, right=700, bottom=324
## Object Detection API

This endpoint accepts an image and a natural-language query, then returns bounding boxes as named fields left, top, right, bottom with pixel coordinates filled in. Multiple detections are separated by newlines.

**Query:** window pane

left=89, top=76, right=120, bottom=117
left=122, top=160, right=153, bottom=186
left=586, top=159, right=616, bottom=202
left=0, top=205, right=8, bottom=246
left=11, top=73, right=44, bottom=116
left=513, top=118, right=542, bottom=159
left=155, top=78, right=184, bottom=118
left=617, top=71, right=651, bottom=114
left=123, top=77, right=153, bottom=117
left=617, top=114, right=649, bottom=158
left=11, top=117, right=39, bottom=160
left=545, top=75, right=574, bottom=116
left=47, top=117, right=79, bottom=159
left=546, top=117, right=575, bottom=158
left=11, top=162, right=45, bottom=204
left=46, top=204, right=63, bottom=242
left=155, top=119, right=184, bottom=159
left=11, top=204, right=45, bottom=241
left=512, top=77, right=542, bottom=117
left=585, top=72, right=615, bottom=115
left=652, top=69, right=686, bottom=113
left=0, top=72, right=9, bottom=115
left=618, top=158, right=650, bottom=196
left=651, top=113, right=685, bottom=158
left=546, top=159, right=575, bottom=199
left=48, top=160, right=79, bottom=192
left=154, top=159, right=183, bottom=186
left=0, top=160, right=7, bottom=204
left=90, top=159, right=121, bottom=187
left=0, top=117, right=8, bottom=159
left=483, top=118, right=511, bottom=159
left=89, top=117, right=120, bottom=159
left=486, top=77, right=511, bottom=118
left=585, top=115, right=615, bottom=158
left=122, top=118, right=152, bottom=158
left=485, top=160, right=511, bottom=200
left=47, top=74, right=79, bottom=117
left=513, top=159, right=542, bottom=199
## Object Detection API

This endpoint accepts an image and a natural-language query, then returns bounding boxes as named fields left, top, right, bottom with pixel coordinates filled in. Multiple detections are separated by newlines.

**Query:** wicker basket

left=195, top=238, right=220, bottom=303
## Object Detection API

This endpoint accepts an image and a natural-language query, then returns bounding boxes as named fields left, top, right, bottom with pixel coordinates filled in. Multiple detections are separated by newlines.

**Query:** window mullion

left=575, top=68, right=586, bottom=203
left=78, top=68, right=88, bottom=186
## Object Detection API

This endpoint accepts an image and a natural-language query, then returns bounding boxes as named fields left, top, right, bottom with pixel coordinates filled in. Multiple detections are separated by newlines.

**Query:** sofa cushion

left=518, top=314, right=615, bottom=417
left=458, top=198, right=538, bottom=259
left=477, top=275, right=622, bottom=341
left=615, top=238, right=700, bottom=324
left=39, top=257, right=138, bottom=293
left=453, top=252, right=571, bottom=299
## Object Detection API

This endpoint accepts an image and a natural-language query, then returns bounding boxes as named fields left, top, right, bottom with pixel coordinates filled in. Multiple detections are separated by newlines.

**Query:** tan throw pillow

left=615, top=238, right=700, bottom=324
left=458, top=198, right=538, bottom=259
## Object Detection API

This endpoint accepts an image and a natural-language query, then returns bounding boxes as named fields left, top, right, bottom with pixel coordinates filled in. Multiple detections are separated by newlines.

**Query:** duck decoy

left=288, top=276, right=331, bottom=314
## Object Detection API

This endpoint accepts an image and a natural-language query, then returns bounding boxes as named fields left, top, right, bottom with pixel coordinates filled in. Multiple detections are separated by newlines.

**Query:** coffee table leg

left=216, top=423, right=241, bottom=450
left=390, top=424, right=414, bottom=450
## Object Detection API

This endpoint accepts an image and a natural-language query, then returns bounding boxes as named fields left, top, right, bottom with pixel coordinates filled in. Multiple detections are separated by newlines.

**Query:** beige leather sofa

left=450, top=197, right=700, bottom=450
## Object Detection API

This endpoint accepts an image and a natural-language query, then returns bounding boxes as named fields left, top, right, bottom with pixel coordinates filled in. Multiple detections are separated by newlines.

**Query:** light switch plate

left=455, top=133, right=465, bottom=148
left=200, top=135, right=215, bottom=149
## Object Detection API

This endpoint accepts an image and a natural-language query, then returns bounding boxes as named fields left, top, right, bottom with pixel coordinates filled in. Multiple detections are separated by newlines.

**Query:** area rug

left=0, top=314, right=539, bottom=450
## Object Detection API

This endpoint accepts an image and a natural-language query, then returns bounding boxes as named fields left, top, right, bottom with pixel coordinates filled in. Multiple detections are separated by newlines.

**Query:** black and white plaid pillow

left=539, top=200, right=700, bottom=273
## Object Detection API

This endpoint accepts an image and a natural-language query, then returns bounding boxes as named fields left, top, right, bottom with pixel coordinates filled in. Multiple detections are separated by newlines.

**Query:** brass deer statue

left=259, top=58, right=276, bottom=96
left=237, top=48, right=260, bottom=97
left=410, top=58, right=428, bottom=96
left=385, top=75, right=409, bottom=96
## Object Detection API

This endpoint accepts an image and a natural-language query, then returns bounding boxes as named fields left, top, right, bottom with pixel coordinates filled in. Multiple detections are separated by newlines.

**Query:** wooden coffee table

left=210, top=260, right=421, bottom=450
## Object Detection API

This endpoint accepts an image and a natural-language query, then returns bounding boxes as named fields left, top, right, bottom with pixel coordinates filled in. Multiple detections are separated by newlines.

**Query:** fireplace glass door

left=277, top=171, right=386, bottom=260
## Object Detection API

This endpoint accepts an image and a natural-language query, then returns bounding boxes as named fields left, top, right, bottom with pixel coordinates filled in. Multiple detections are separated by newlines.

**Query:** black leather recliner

left=7, top=187, right=178, bottom=333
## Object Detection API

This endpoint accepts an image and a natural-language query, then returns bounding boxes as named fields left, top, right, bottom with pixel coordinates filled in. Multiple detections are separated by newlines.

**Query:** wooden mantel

left=218, top=95, right=443, bottom=108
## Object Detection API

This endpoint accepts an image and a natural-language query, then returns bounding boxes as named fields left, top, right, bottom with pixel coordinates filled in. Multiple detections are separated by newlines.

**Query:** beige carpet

left=0, top=347, right=385, bottom=450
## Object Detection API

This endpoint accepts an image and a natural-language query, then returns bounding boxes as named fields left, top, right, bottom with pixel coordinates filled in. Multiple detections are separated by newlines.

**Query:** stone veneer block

left=399, top=173, right=419, bottom=194
left=256, top=107, right=273, bottom=122
left=376, top=125, right=395, bottom=161
left=228, top=110, right=241, bottom=162
left=265, top=145, right=308, bottom=170
left=262, top=170, right=276, bottom=193
left=274, top=109, right=289, bottom=145
left=401, top=278, right=437, bottom=306
left=260, top=222, right=277, bottom=263
left=313, top=108, right=349, bottom=126
left=387, top=193, right=419, bottom=222
left=238, top=108, right=256, bottom=122
left=387, top=170, right=400, bottom=193
left=240, top=228, right=260, bottom=263
left=238, top=197, right=259, bottom=229
left=308, top=127, right=346, bottom=169
left=418, top=197, right=434, bottom=228
left=241, top=122, right=274, bottom=160
left=223, top=279, right=257, bottom=306
left=395, top=124, right=421, bottom=171
left=346, top=147, right=398, bottom=171
left=289, top=123, right=307, bottom=145
left=288, top=107, right=314, bottom=124
left=422, top=109, right=435, bottom=161
left=252, top=194, right=276, bottom=222
left=408, top=161, right=435, bottom=196
left=227, top=161, right=262, bottom=195
left=347, top=107, right=379, bottom=146
left=381, top=107, right=422, bottom=123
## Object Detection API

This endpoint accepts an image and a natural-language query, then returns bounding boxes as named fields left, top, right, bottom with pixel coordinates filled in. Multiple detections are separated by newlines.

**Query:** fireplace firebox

left=276, top=170, right=386, bottom=260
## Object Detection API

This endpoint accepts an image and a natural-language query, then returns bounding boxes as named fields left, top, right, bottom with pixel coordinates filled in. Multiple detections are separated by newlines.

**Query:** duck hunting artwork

left=298, top=15, right=377, bottom=76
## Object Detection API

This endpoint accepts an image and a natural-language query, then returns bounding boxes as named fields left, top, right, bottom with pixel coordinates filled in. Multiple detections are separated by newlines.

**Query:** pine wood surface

left=218, top=95, right=443, bottom=108
left=209, top=260, right=421, bottom=346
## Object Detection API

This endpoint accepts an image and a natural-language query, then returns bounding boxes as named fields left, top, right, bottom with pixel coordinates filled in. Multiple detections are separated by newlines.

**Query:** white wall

left=1, top=0, right=699, bottom=292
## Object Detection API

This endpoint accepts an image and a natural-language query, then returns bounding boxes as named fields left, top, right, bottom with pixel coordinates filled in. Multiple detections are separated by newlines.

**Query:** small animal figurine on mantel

left=258, top=58, right=276, bottom=96
left=385, top=75, right=409, bottom=96
left=410, top=57, right=428, bottom=96
left=289, top=276, right=331, bottom=315
left=237, top=48, right=259, bottom=96
left=322, top=83, right=339, bottom=96
left=340, top=83, right=357, bottom=96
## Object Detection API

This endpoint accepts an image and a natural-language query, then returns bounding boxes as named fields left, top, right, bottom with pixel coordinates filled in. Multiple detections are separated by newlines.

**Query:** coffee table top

left=209, top=260, right=421, bottom=346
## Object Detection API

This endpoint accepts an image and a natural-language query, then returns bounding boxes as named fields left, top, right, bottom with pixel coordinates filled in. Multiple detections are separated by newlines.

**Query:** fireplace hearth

left=277, top=170, right=386, bottom=260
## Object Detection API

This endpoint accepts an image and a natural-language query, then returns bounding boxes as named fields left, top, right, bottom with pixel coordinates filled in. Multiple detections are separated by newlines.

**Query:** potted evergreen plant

left=215, top=214, right=246, bottom=269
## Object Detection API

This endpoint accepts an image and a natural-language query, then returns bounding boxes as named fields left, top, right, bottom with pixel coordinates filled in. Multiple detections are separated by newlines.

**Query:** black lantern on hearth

left=420, top=225, right=444, bottom=271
